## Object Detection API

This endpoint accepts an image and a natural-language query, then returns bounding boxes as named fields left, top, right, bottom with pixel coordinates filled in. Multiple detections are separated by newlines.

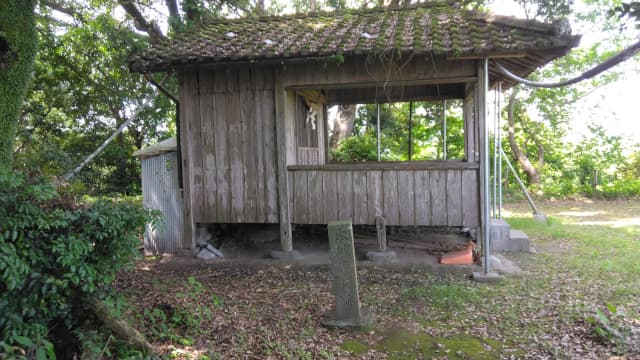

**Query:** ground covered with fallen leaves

left=114, top=200, right=640, bottom=359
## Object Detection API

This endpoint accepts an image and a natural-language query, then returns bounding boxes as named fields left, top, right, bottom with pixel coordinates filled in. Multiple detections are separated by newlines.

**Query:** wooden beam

left=286, top=76, right=477, bottom=91
left=447, top=52, right=527, bottom=60
left=288, top=161, right=479, bottom=172
left=325, top=83, right=465, bottom=105
left=178, top=71, right=196, bottom=249
left=274, top=69, right=293, bottom=252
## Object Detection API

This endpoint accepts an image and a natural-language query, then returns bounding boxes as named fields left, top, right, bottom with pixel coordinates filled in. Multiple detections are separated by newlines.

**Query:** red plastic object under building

left=440, top=241, right=474, bottom=265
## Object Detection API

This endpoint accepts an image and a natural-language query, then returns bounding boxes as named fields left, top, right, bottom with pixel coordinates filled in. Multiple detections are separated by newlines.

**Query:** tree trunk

left=62, top=87, right=158, bottom=181
left=521, top=120, right=545, bottom=170
left=506, top=88, right=541, bottom=185
left=90, top=298, right=154, bottom=354
left=0, top=0, right=37, bottom=167
left=256, top=0, right=266, bottom=15
left=329, top=104, right=356, bottom=149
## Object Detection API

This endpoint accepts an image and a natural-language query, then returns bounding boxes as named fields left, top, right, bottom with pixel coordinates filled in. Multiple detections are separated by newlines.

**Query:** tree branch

left=40, top=0, right=86, bottom=22
left=165, top=0, right=181, bottom=27
left=117, top=0, right=165, bottom=42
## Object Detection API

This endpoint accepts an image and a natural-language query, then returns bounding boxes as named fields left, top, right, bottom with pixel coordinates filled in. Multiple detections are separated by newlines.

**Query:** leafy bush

left=0, top=166, right=149, bottom=358
left=330, top=129, right=378, bottom=162
left=586, top=304, right=640, bottom=354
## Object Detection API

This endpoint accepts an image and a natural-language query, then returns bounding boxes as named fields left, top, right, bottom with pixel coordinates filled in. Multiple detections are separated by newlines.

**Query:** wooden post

left=179, top=71, right=196, bottom=249
left=274, top=70, right=293, bottom=252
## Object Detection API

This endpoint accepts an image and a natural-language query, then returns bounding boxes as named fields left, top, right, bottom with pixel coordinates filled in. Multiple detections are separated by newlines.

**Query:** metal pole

left=482, top=58, right=491, bottom=275
left=493, top=86, right=498, bottom=218
left=497, top=82, right=503, bottom=218
left=501, top=148, right=540, bottom=214
left=408, top=101, right=413, bottom=161
left=442, top=99, right=447, bottom=160
left=377, top=103, right=381, bottom=161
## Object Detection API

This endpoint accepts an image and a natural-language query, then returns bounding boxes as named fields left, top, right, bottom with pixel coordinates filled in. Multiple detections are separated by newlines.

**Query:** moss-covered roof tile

left=129, top=3, right=579, bottom=72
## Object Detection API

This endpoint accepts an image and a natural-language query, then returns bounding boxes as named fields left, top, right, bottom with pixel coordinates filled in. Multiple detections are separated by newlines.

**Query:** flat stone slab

left=321, top=307, right=375, bottom=331
left=194, top=244, right=224, bottom=259
left=472, top=271, right=502, bottom=282
left=366, top=250, right=397, bottom=264
left=270, top=250, right=303, bottom=261
left=480, top=254, right=522, bottom=276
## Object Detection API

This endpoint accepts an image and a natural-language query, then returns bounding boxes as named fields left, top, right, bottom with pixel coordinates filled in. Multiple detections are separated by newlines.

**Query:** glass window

left=327, top=100, right=464, bottom=163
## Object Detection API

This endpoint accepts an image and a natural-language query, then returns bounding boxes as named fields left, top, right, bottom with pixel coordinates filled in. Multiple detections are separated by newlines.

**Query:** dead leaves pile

left=114, top=256, right=638, bottom=359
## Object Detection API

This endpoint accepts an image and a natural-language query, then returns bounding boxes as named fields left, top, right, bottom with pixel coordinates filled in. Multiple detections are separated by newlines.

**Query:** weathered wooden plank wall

left=288, top=168, right=480, bottom=227
left=178, top=55, right=482, bottom=235
left=180, top=67, right=279, bottom=224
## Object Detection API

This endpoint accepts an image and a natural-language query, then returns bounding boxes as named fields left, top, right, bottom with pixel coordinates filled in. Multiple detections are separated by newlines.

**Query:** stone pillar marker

left=322, top=220, right=374, bottom=330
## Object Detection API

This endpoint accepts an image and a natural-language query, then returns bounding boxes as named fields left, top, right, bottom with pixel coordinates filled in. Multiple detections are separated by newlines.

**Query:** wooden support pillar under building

left=274, top=70, right=293, bottom=252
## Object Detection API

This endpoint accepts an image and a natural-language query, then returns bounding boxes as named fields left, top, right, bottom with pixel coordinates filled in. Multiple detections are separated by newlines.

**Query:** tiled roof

left=129, top=4, right=579, bottom=73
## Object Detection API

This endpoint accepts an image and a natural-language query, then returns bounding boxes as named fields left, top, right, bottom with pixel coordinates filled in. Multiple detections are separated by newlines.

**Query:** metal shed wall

left=141, top=152, right=184, bottom=253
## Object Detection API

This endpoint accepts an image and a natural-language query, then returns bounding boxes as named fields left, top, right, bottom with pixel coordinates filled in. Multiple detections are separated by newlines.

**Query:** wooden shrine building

left=129, top=3, right=579, bottom=254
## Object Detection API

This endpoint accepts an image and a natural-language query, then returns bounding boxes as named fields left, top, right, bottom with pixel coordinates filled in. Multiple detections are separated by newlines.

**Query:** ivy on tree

left=0, top=0, right=37, bottom=167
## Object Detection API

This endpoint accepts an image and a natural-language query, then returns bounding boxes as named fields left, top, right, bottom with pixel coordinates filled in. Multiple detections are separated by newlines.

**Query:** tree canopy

left=3, top=0, right=640, bottom=196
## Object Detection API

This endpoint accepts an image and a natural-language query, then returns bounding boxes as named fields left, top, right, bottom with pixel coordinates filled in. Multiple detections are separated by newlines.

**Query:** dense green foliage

left=15, top=11, right=174, bottom=194
left=0, top=166, right=149, bottom=358
left=498, top=0, right=640, bottom=198
left=0, top=0, right=38, bottom=166
left=330, top=101, right=465, bottom=162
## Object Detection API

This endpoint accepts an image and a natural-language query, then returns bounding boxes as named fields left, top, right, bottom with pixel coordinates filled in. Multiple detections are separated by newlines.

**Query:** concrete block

left=506, top=230, right=530, bottom=252
left=366, top=251, right=397, bottom=264
left=270, top=250, right=303, bottom=261
left=472, top=271, right=502, bottom=282
left=533, top=213, right=547, bottom=223
left=490, top=218, right=511, bottom=251
left=480, top=254, right=522, bottom=276
left=321, top=307, right=376, bottom=331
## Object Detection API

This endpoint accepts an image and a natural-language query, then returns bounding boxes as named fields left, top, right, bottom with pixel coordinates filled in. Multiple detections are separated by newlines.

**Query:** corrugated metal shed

left=136, top=137, right=184, bottom=253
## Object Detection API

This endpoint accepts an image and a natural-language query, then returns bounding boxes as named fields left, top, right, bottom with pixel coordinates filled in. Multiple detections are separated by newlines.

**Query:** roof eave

left=131, top=36, right=580, bottom=74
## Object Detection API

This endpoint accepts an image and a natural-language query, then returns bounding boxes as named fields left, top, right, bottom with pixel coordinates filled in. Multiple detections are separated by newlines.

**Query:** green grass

left=508, top=215, right=640, bottom=304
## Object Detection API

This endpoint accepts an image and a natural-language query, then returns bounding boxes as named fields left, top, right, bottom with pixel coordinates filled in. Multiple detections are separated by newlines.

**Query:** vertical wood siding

left=141, top=153, right=184, bottom=253
left=182, top=68, right=279, bottom=223
left=289, top=168, right=480, bottom=227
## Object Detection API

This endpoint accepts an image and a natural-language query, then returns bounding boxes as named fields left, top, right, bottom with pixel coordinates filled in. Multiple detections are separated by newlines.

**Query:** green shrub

left=0, top=165, right=149, bottom=358
left=330, top=130, right=378, bottom=162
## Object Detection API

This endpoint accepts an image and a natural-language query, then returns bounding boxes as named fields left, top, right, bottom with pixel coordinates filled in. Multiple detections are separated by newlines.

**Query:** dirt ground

left=504, top=198, right=640, bottom=227
left=113, top=199, right=640, bottom=359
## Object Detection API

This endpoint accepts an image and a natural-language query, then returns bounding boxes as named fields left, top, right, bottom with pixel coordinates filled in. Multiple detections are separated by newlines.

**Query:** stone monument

left=322, top=220, right=375, bottom=330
